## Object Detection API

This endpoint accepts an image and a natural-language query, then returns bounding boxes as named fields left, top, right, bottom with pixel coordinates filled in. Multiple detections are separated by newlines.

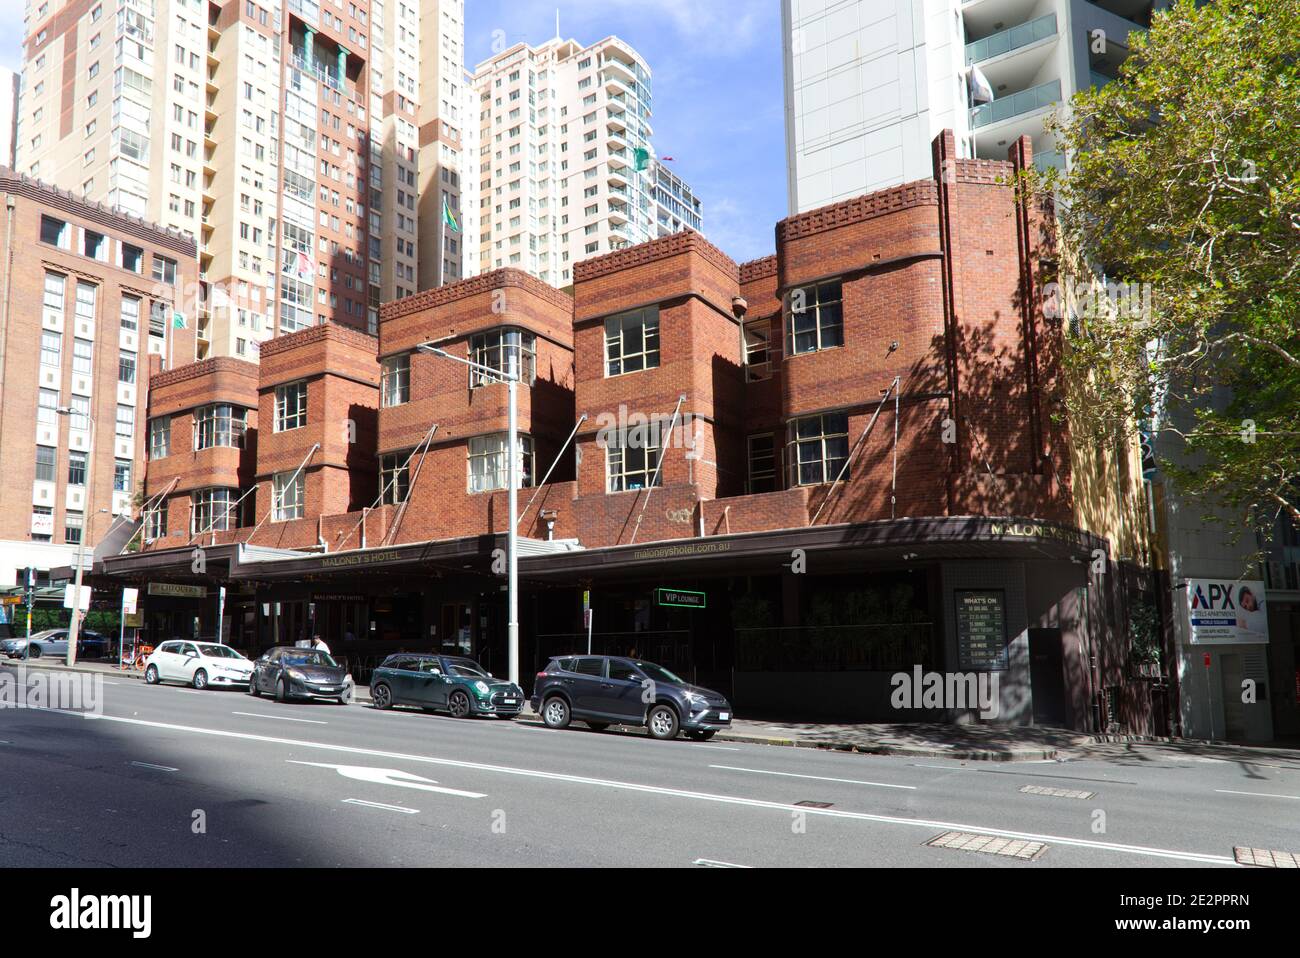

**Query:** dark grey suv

left=531, top=655, right=732, bottom=741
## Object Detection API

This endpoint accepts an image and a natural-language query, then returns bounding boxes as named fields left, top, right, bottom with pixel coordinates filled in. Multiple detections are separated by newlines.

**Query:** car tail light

left=536, top=671, right=548, bottom=679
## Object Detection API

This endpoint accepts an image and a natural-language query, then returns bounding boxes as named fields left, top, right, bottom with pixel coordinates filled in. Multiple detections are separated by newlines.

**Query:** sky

left=0, top=0, right=789, bottom=262
left=465, top=0, right=788, bottom=263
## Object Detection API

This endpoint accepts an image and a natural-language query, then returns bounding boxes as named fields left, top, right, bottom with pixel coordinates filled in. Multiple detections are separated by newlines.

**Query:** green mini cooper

left=369, top=654, right=524, bottom=719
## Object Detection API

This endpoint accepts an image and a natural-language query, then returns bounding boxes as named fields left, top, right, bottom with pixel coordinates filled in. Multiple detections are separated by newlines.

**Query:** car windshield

left=200, top=645, right=246, bottom=659
left=445, top=658, right=489, bottom=678
left=283, top=651, right=338, bottom=668
left=632, top=662, right=685, bottom=686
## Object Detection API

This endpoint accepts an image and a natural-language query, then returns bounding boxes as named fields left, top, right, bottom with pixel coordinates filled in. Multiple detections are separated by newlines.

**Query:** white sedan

left=144, top=641, right=255, bottom=690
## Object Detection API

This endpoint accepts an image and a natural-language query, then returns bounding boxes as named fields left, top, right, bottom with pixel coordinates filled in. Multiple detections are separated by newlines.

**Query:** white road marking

left=687, top=744, right=742, bottom=751
left=710, top=765, right=918, bottom=790
left=39, top=709, right=1237, bottom=866
left=694, top=858, right=752, bottom=868
left=1215, top=788, right=1300, bottom=801
left=342, top=798, right=419, bottom=814
left=130, top=761, right=178, bottom=772
left=288, top=761, right=486, bottom=799
left=232, top=711, right=328, bottom=725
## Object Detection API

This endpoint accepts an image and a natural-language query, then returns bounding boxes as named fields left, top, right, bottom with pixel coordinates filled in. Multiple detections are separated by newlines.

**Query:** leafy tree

left=1041, top=0, right=1300, bottom=540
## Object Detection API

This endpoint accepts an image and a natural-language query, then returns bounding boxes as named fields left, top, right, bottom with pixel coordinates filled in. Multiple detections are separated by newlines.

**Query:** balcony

left=972, top=79, right=1061, bottom=129
left=1034, top=149, right=1065, bottom=173
left=966, top=13, right=1057, bottom=64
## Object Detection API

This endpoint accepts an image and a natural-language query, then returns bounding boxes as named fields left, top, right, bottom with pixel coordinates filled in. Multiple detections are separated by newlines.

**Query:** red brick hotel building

left=100, top=134, right=1162, bottom=732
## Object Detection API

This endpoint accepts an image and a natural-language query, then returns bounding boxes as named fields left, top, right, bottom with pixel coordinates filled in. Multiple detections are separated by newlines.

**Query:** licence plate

left=719, top=712, right=730, bottom=721
left=503, top=698, right=517, bottom=704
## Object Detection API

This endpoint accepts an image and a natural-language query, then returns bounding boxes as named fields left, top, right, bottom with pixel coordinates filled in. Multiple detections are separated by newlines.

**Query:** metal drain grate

left=925, top=831, right=1047, bottom=861
left=794, top=800, right=834, bottom=809
left=1234, top=847, right=1299, bottom=868
left=1020, top=784, right=1095, bottom=800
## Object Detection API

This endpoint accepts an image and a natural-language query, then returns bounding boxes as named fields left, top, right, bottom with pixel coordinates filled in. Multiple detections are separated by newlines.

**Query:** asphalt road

left=1, top=666, right=1297, bottom=868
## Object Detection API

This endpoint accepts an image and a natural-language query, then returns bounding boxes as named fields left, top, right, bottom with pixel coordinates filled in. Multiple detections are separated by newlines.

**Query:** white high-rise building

left=782, top=0, right=1161, bottom=213
left=0, top=68, right=17, bottom=167
left=470, top=35, right=702, bottom=287
left=13, top=0, right=462, bottom=359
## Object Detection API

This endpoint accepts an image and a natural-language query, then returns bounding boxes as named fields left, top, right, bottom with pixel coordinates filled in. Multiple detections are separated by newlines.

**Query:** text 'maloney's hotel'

left=95, top=131, right=1160, bottom=733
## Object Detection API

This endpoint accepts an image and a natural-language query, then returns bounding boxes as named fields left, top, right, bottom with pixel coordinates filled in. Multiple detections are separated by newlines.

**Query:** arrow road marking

left=288, top=761, right=486, bottom=799
left=342, top=798, right=420, bottom=814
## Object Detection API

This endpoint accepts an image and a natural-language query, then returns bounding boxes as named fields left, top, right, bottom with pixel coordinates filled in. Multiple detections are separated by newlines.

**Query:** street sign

left=122, top=588, right=139, bottom=615
left=123, top=612, right=144, bottom=628
left=0, top=596, right=22, bottom=606
left=63, top=584, right=92, bottom=611
left=656, top=588, right=706, bottom=610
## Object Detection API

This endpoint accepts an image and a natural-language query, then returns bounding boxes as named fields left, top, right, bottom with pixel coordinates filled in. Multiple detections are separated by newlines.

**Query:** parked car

left=248, top=646, right=354, bottom=704
left=370, top=654, right=523, bottom=718
left=531, top=655, right=732, bottom=741
left=1, top=629, right=69, bottom=659
left=1, top=629, right=111, bottom=660
left=144, top=641, right=256, bottom=690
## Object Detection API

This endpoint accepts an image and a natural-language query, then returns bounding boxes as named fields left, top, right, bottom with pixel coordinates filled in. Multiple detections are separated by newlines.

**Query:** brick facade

left=0, top=169, right=197, bottom=554
left=135, top=133, right=1088, bottom=557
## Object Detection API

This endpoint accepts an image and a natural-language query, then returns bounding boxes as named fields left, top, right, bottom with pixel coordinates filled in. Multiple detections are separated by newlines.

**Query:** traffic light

left=21, top=567, right=35, bottom=603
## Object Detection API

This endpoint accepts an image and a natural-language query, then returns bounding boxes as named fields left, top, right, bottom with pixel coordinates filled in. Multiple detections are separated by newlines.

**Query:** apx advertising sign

left=1186, top=579, right=1269, bottom=645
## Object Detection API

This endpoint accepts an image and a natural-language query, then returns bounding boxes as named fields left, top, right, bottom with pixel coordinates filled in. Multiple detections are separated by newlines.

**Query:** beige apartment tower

left=15, top=0, right=468, bottom=360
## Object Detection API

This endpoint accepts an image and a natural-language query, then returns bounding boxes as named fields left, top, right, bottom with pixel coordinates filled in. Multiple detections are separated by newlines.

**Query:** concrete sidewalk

left=9, top=657, right=1298, bottom=763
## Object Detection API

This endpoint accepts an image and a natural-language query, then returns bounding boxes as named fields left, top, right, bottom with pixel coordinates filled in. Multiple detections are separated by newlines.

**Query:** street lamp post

left=56, top=407, right=94, bottom=667
left=418, top=343, right=521, bottom=686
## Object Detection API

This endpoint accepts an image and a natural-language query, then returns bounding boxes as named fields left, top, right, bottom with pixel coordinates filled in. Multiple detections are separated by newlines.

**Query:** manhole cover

left=925, top=831, right=1047, bottom=861
left=1020, top=784, right=1095, bottom=800
left=794, top=800, right=834, bottom=809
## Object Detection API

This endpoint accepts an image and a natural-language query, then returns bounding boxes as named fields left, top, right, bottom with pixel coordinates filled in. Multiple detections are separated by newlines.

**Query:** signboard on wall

left=955, top=590, right=1008, bottom=671
left=1186, top=579, right=1269, bottom=645
left=148, top=583, right=207, bottom=599
left=656, top=588, right=706, bottom=610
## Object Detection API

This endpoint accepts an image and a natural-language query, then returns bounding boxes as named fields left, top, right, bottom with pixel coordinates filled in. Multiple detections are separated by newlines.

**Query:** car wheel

left=448, top=690, right=472, bottom=719
left=27, top=645, right=40, bottom=659
left=192, top=669, right=208, bottom=691
left=371, top=683, right=393, bottom=710
left=586, top=722, right=609, bottom=732
left=542, top=696, right=571, bottom=730
left=647, top=704, right=680, bottom=740
left=144, top=664, right=160, bottom=685
left=338, top=682, right=353, bottom=706
left=248, top=675, right=259, bottom=696
left=686, top=729, right=717, bottom=742
left=275, top=678, right=289, bottom=703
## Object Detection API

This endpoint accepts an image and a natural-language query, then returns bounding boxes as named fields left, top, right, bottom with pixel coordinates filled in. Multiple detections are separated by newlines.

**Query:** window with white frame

left=467, top=433, right=534, bottom=494
left=119, top=349, right=136, bottom=384
left=69, top=395, right=90, bottom=430
left=116, top=403, right=134, bottom=438
left=67, top=451, right=87, bottom=486
left=72, top=338, right=93, bottom=375
left=35, top=445, right=56, bottom=483
left=604, top=306, right=659, bottom=376
left=40, top=330, right=61, bottom=367
left=272, top=470, right=305, bottom=521
left=114, top=459, right=131, bottom=493
left=469, top=328, right=536, bottom=387
left=37, top=389, right=58, bottom=425
left=192, top=488, right=239, bottom=533
left=144, top=499, right=168, bottom=540
left=381, top=354, right=410, bottom=407
left=786, top=413, right=850, bottom=487
left=75, top=282, right=97, bottom=324
left=275, top=381, right=308, bottom=431
left=65, top=510, right=84, bottom=545
left=606, top=426, right=664, bottom=493
left=149, top=417, right=171, bottom=459
left=744, top=317, right=773, bottom=382
left=379, top=451, right=411, bottom=505
left=786, top=280, right=844, bottom=356
left=120, top=295, right=140, bottom=332
left=43, top=272, right=65, bottom=313
left=193, top=404, right=246, bottom=450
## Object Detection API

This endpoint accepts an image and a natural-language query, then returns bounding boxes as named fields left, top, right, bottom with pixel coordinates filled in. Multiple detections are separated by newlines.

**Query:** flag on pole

left=442, top=195, right=461, bottom=233
left=172, top=312, right=187, bottom=330
left=967, top=65, right=994, bottom=106
left=634, top=147, right=651, bottom=172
